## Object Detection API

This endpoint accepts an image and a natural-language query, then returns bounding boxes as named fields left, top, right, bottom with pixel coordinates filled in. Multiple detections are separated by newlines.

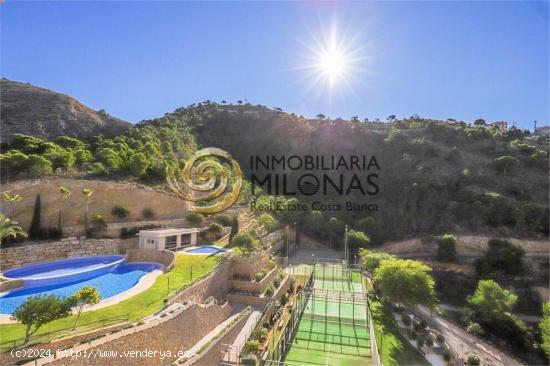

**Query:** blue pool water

left=0, top=258, right=162, bottom=315
left=184, top=245, right=227, bottom=255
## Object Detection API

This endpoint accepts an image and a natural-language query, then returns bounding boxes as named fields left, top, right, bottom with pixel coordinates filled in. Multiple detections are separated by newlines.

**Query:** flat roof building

left=138, top=227, right=199, bottom=251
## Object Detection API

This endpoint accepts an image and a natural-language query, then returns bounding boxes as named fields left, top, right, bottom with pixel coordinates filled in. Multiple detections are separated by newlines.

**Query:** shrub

left=443, top=351, right=450, bottom=361
left=111, top=205, right=129, bottom=219
left=467, top=322, right=484, bottom=336
left=273, top=277, right=281, bottom=289
left=265, top=284, right=275, bottom=297
left=437, top=234, right=457, bottom=262
left=241, top=354, right=258, bottom=365
left=214, top=214, right=232, bottom=226
left=467, top=355, right=480, bottom=366
left=186, top=213, right=203, bottom=225
left=436, top=334, right=445, bottom=343
left=245, top=340, right=261, bottom=353
left=142, top=207, right=155, bottom=220
left=254, top=271, right=266, bottom=282
left=209, top=223, right=224, bottom=234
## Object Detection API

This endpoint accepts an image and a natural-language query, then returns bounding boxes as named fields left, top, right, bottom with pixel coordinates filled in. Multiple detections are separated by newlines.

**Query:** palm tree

left=82, top=188, right=93, bottom=236
left=3, top=193, right=22, bottom=220
left=0, top=215, right=26, bottom=244
left=57, top=187, right=71, bottom=231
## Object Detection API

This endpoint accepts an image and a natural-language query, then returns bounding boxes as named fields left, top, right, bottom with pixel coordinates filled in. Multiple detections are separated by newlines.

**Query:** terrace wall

left=50, top=302, right=238, bottom=366
left=231, top=253, right=270, bottom=280
left=189, top=309, right=251, bottom=366
left=0, top=238, right=120, bottom=271
left=166, top=258, right=232, bottom=305
left=229, top=267, right=278, bottom=295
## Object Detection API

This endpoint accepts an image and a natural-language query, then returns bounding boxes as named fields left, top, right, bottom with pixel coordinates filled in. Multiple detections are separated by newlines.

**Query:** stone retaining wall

left=231, top=253, right=270, bottom=280
left=49, top=303, right=238, bottom=366
left=0, top=239, right=120, bottom=271
left=167, top=258, right=231, bottom=305
left=227, top=275, right=290, bottom=308
left=125, top=249, right=175, bottom=272
left=190, top=309, right=251, bottom=366
left=229, top=267, right=278, bottom=295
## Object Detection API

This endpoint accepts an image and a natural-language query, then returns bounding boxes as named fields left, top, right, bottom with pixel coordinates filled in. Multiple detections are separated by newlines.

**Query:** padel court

left=274, top=262, right=372, bottom=366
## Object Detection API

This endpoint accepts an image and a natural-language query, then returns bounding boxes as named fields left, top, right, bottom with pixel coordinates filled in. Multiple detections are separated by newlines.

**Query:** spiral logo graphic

left=166, top=148, right=243, bottom=214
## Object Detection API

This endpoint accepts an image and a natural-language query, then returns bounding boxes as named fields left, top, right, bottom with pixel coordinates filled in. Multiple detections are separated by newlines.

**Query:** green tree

left=186, top=212, right=203, bottom=225
left=0, top=215, right=27, bottom=243
left=3, top=192, right=22, bottom=218
left=347, top=230, right=370, bottom=255
left=466, top=279, right=526, bottom=341
left=28, top=194, right=42, bottom=239
left=13, top=295, right=72, bottom=344
left=540, top=302, right=550, bottom=357
left=27, top=155, right=53, bottom=177
left=128, top=152, right=149, bottom=176
left=374, top=259, right=437, bottom=309
left=82, top=189, right=93, bottom=236
left=358, top=248, right=395, bottom=273
left=494, top=155, right=519, bottom=176
left=437, top=234, right=457, bottom=262
left=67, top=286, right=101, bottom=329
left=230, top=213, right=239, bottom=242
left=467, top=280, right=517, bottom=321
left=57, top=187, right=71, bottom=231
left=230, top=232, right=255, bottom=252
left=475, top=238, right=525, bottom=276
left=258, top=213, right=275, bottom=232
left=111, top=205, right=130, bottom=219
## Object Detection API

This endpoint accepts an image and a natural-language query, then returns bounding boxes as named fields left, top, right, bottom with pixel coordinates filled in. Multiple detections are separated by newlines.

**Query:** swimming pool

left=183, top=245, right=228, bottom=255
left=0, top=257, right=162, bottom=315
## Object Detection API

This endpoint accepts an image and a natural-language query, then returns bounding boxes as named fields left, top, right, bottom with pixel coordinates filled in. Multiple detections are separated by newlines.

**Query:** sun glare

left=318, top=48, right=347, bottom=83
left=291, top=22, right=371, bottom=98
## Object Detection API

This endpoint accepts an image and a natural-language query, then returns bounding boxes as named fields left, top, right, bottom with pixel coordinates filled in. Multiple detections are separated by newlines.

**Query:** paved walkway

left=221, top=308, right=262, bottom=363
left=415, top=305, right=524, bottom=366
left=183, top=306, right=244, bottom=359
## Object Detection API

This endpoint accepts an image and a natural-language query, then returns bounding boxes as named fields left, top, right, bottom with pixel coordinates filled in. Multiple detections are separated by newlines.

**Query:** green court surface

left=282, top=264, right=372, bottom=366
left=284, top=320, right=370, bottom=366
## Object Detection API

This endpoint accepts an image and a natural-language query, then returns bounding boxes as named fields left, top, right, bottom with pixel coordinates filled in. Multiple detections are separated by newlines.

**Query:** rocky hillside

left=0, top=79, right=131, bottom=143
left=142, top=103, right=549, bottom=242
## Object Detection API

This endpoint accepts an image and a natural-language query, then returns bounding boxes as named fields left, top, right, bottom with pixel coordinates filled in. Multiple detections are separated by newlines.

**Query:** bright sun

left=318, top=48, right=347, bottom=82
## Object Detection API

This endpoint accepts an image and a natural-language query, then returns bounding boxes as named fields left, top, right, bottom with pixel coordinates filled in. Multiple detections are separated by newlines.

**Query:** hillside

left=141, top=103, right=549, bottom=242
left=1, top=96, right=548, bottom=243
left=0, top=79, right=131, bottom=143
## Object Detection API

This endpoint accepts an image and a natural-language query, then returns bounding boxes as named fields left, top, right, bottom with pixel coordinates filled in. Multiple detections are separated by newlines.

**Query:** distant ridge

left=0, top=79, right=131, bottom=143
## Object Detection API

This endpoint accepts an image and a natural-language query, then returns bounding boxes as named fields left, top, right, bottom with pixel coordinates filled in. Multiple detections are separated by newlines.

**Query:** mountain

left=0, top=79, right=131, bottom=143
left=141, top=103, right=549, bottom=242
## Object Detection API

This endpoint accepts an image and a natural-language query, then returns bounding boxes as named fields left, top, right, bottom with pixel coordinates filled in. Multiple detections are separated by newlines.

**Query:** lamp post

left=293, top=221, right=297, bottom=252
left=409, top=314, right=414, bottom=339
left=286, top=225, right=289, bottom=267
left=344, top=225, right=348, bottom=265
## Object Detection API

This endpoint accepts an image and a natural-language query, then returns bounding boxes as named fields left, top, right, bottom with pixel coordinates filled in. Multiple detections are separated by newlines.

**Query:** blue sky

left=1, top=1, right=548, bottom=129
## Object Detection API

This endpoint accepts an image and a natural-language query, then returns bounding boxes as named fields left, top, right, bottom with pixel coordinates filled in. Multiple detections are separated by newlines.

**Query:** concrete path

left=415, top=305, right=524, bottom=366
left=183, top=308, right=244, bottom=359
left=221, top=308, right=262, bottom=364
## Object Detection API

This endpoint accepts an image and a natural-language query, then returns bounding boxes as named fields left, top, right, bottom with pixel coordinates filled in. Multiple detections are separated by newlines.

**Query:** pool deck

left=0, top=269, right=164, bottom=324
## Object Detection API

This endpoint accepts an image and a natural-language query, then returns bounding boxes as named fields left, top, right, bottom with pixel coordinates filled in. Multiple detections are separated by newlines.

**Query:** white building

left=138, top=228, right=199, bottom=250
